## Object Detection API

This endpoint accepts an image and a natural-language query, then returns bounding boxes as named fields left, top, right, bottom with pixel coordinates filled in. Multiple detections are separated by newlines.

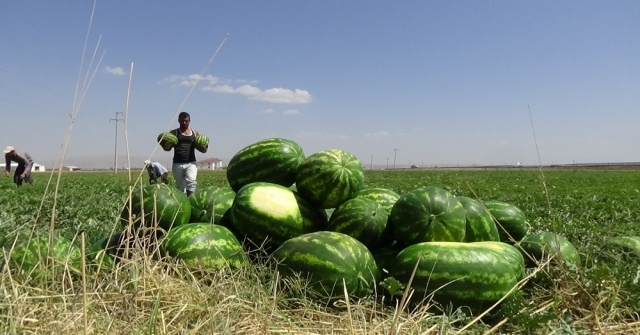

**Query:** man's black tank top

left=172, top=129, right=196, bottom=163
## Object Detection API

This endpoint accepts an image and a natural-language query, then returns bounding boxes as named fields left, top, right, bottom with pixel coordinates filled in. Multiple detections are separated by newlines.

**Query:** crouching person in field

left=4, top=146, right=34, bottom=186
left=145, top=160, right=169, bottom=185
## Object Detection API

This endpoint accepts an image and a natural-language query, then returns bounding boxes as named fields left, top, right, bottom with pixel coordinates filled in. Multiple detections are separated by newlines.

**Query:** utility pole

left=109, top=112, right=124, bottom=173
left=370, top=155, right=373, bottom=170
left=386, top=158, right=389, bottom=169
left=392, top=149, right=399, bottom=169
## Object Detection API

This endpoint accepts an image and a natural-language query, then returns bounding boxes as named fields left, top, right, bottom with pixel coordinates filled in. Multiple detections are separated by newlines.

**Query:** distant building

left=64, top=166, right=81, bottom=171
left=9, top=162, right=45, bottom=172
left=197, top=157, right=223, bottom=170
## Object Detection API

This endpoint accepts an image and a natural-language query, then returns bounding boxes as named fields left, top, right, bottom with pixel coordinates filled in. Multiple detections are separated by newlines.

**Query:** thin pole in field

left=386, top=157, right=389, bottom=169
left=370, top=155, right=373, bottom=170
left=393, top=149, right=399, bottom=169
left=109, top=111, right=124, bottom=173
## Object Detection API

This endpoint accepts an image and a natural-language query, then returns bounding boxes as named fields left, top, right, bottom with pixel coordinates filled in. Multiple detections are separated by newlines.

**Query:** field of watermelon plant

left=1, top=167, right=640, bottom=334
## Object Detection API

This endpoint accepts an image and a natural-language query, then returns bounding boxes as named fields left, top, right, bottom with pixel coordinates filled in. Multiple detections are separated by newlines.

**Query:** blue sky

left=2, top=1, right=639, bottom=168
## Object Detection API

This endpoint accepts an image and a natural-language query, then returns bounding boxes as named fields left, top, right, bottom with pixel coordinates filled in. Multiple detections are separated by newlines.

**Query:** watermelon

left=357, top=188, right=400, bottom=215
left=519, top=232, right=581, bottom=267
left=390, top=241, right=524, bottom=310
left=86, top=231, right=134, bottom=269
left=161, top=223, right=247, bottom=271
left=474, top=241, right=526, bottom=280
left=456, top=196, right=500, bottom=242
left=226, top=138, right=305, bottom=192
left=157, top=132, right=178, bottom=147
left=120, top=184, right=191, bottom=233
left=484, top=201, right=529, bottom=243
left=387, top=186, right=467, bottom=247
left=271, top=231, right=379, bottom=299
left=326, top=197, right=388, bottom=249
left=602, top=236, right=640, bottom=260
left=189, top=185, right=235, bottom=225
left=230, top=182, right=326, bottom=250
left=295, top=149, right=364, bottom=209
left=9, top=235, right=82, bottom=281
left=195, top=133, right=209, bottom=152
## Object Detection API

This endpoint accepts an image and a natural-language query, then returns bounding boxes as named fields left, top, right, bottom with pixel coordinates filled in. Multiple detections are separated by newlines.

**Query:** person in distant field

left=4, top=146, right=34, bottom=186
left=144, top=160, right=169, bottom=185
left=162, top=111, right=207, bottom=196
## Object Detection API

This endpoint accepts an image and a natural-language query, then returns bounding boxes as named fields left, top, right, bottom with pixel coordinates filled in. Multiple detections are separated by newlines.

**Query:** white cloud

left=260, top=109, right=275, bottom=114
left=105, top=66, right=126, bottom=75
left=164, top=74, right=312, bottom=104
left=297, top=132, right=349, bottom=140
left=159, top=74, right=220, bottom=87
left=364, top=131, right=390, bottom=138
left=282, top=109, right=300, bottom=115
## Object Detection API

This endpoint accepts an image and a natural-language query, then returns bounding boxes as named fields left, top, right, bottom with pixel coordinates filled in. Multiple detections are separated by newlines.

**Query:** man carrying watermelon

left=161, top=112, right=208, bottom=196
left=3, top=146, right=35, bottom=186
left=144, top=160, right=169, bottom=185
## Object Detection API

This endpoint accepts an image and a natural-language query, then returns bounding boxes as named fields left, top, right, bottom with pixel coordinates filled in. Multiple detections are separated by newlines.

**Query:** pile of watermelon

left=8, top=137, right=589, bottom=313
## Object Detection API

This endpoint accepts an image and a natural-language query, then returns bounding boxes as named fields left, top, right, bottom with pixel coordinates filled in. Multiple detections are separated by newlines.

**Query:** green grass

left=1, top=168, right=640, bottom=334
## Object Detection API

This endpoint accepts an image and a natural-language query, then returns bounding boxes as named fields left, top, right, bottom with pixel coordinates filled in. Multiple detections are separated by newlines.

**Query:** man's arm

left=5, top=155, right=10, bottom=173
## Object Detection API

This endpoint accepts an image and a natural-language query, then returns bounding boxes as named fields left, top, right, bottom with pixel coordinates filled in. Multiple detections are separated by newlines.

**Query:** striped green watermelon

left=295, top=149, right=364, bottom=209
left=474, top=241, right=526, bottom=280
left=271, top=231, right=379, bottom=299
left=226, top=138, right=305, bottom=192
left=484, top=201, right=529, bottom=243
left=120, top=183, right=191, bottom=233
left=189, top=185, right=235, bottom=224
left=9, top=235, right=82, bottom=281
left=357, top=188, right=400, bottom=215
left=230, top=182, right=327, bottom=250
left=456, top=196, right=500, bottom=242
left=161, top=223, right=248, bottom=271
left=86, top=231, right=134, bottom=269
left=388, top=186, right=467, bottom=247
left=157, top=132, right=178, bottom=147
left=195, top=133, right=209, bottom=152
left=358, top=188, right=400, bottom=248
left=390, top=241, right=524, bottom=310
left=520, top=231, right=581, bottom=267
left=602, top=236, right=640, bottom=260
left=326, top=197, right=388, bottom=249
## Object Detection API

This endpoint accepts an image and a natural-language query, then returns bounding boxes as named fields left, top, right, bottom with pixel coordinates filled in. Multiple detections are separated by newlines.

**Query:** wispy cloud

left=283, top=109, right=300, bottom=115
left=364, top=131, right=390, bottom=138
left=162, top=74, right=312, bottom=104
left=159, top=74, right=219, bottom=87
left=105, top=66, right=126, bottom=75
left=260, top=108, right=275, bottom=114
left=297, top=132, right=349, bottom=140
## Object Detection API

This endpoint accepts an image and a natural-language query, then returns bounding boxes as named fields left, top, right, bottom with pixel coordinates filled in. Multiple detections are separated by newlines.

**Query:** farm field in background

left=1, top=168, right=640, bottom=333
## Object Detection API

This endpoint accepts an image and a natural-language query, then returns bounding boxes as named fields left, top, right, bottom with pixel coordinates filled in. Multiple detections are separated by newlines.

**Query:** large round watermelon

left=271, top=231, right=379, bottom=299
left=388, top=186, right=467, bottom=247
left=456, top=196, right=500, bottom=243
left=120, top=184, right=191, bottom=233
left=326, top=197, right=388, bottom=249
left=189, top=185, right=235, bottom=225
left=295, top=149, right=364, bottom=209
left=357, top=187, right=400, bottom=215
left=390, top=241, right=524, bottom=310
left=161, top=223, right=248, bottom=271
left=230, top=182, right=326, bottom=250
left=194, top=133, right=209, bottom=153
left=484, top=201, right=529, bottom=243
left=157, top=132, right=178, bottom=147
left=9, top=235, right=82, bottom=281
left=226, top=138, right=305, bottom=192
left=86, top=231, right=134, bottom=269
left=519, top=231, right=581, bottom=267
left=601, top=236, right=640, bottom=260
